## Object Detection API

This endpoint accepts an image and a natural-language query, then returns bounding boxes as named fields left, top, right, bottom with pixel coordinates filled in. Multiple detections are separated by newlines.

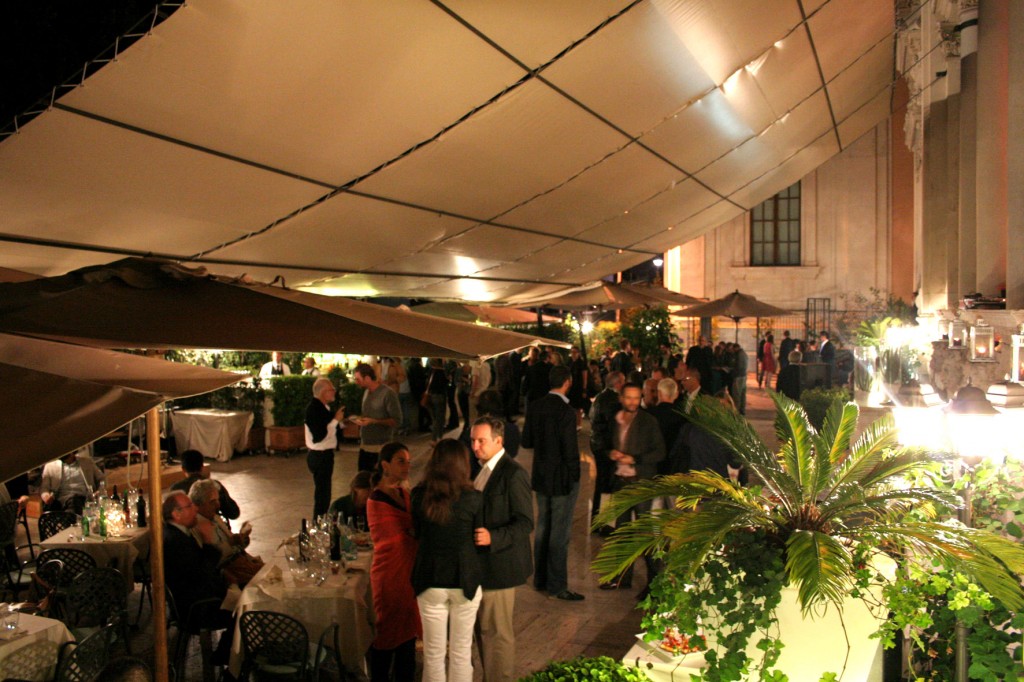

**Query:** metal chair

left=33, top=548, right=97, bottom=619
left=54, top=625, right=114, bottom=682
left=312, top=623, right=345, bottom=682
left=16, top=502, right=38, bottom=562
left=0, top=500, right=31, bottom=599
left=131, top=555, right=153, bottom=626
left=38, top=511, right=79, bottom=541
left=166, top=587, right=226, bottom=682
left=63, top=566, right=131, bottom=655
left=239, top=610, right=309, bottom=681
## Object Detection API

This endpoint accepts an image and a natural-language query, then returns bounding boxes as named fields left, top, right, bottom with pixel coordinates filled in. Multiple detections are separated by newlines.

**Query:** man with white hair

left=647, top=379, right=686, bottom=469
left=304, top=378, right=345, bottom=519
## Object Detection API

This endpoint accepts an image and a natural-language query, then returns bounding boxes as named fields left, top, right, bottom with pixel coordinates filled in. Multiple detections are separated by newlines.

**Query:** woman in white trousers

left=410, top=439, right=484, bottom=682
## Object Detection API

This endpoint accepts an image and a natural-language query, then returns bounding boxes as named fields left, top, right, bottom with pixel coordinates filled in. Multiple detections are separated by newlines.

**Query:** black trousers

left=369, top=638, right=416, bottom=682
left=306, top=449, right=335, bottom=519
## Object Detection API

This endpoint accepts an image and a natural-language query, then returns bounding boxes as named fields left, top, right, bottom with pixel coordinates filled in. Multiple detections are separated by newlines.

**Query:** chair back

left=64, top=566, right=127, bottom=629
left=239, top=610, right=309, bottom=680
left=39, top=511, right=79, bottom=541
left=54, top=625, right=113, bottom=682
left=35, top=549, right=96, bottom=587
left=0, top=500, right=19, bottom=546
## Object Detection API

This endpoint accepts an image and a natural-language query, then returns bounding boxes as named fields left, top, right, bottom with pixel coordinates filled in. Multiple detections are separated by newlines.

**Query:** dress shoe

left=551, top=590, right=585, bottom=601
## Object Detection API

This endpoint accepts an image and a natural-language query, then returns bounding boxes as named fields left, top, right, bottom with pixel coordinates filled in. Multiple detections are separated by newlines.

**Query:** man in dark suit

left=778, top=331, right=797, bottom=371
left=162, top=491, right=235, bottom=666
left=819, top=330, right=836, bottom=386
left=522, top=347, right=551, bottom=407
left=602, top=383, right=665, bottom=591
left=471, top=417, right=534, bottom=682
left=589, top=371, right=624, bottom=527
left=521, top=364, right=583, bottom=601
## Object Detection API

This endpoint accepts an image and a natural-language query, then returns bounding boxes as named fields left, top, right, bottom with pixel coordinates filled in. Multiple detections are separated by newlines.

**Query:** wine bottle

left=299, top=518, right=309, bottom=561
left=330, top=521, right=341, bottom=561
left=111, top=485, right=120, bottom=502
left=136, top=495, right=147, bottom=527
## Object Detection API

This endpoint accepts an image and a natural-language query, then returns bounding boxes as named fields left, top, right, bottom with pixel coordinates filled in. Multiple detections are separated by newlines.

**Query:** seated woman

left=329, top=470, right=372, bottom=528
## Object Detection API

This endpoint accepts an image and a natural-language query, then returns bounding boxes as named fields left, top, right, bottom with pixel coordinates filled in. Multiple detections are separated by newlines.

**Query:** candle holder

left=948, top=319, right=967, bottom=349
left=970, top=318, right=995, bottom=362
left=1012, top=333, right=1024, bottom=383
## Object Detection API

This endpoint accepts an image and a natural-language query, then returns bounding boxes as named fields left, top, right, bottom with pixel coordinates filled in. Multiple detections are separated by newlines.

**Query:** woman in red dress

left=367, top=442, right=420, bottom=681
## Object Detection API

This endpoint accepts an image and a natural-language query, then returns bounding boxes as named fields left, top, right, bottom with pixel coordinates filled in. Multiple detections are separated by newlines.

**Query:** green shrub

left=518, top=656, right=647, bottom=682
left=338, top=382, right=363, bottom=417
left=269, top=374, right=317, bottom=426
left=798, top=386, right=850, bottom=430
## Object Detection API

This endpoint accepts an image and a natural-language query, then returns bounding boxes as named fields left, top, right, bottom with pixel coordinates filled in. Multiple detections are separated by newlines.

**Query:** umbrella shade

left=0, top=332, right=243, bottom=480
left=672, top=290, right=791, bottom=320
left=0, top=258, right=559, bottom=359
left=411, top=302, right=558, bottom=325
left=618, top=283, right=704, bottom=307
left=528, top=282, right=671, bottom=310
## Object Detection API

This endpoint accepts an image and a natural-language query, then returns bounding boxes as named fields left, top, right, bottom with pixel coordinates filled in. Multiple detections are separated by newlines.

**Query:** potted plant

left=518, top=655, right=649, bottom=682
left=266, top=374, right=317, bottom=452
left=593, top=392, right=1024, bottom=681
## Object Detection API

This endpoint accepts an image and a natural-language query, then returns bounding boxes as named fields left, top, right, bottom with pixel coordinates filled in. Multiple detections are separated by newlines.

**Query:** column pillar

left=974, top=0, right=1008, bottom=296
left=957, top=3, right=978, bottom=296
left=1008, top=1, right=1024, bottom=309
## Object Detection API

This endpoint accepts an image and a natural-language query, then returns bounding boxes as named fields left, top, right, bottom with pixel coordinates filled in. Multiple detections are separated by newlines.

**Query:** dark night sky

left=1, top=1, right=173, bottom=130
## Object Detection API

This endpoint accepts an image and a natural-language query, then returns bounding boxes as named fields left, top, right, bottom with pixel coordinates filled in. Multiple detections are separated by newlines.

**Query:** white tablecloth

left=41, top=525, right=150, bottom=591
left=0, top=612, right=74, bottom=681
left=229, top=548, right=374, bottom=677
left=172, top=409, right=254, bottom=462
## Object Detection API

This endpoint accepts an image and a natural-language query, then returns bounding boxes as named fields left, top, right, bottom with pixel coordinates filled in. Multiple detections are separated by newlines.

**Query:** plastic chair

left=64, top=566, right=131, bottom=655
left=54, top=625, right=114, bottom=682
left=38, top=511, right=79, bottom=541
left=239, top=610, right=309, bottom=681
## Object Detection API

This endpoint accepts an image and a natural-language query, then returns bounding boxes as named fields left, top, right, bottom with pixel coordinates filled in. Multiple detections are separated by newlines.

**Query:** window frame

left=750, top=182, right=801, bottom=267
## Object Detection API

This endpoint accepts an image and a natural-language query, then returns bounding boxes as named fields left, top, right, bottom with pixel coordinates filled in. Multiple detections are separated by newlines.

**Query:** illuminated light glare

left=299, top=285, right=380, bottom=297
left=774, top=40, right=784, bottom=49
left=581, top=321, right=594, bottom=335
left=745, top=52, right=770, bottom=76
left=653, top=258, right=664, bottom=267
left=894, top=407, right=949, bottom=450
left=721, top=69, right=743, bottom=94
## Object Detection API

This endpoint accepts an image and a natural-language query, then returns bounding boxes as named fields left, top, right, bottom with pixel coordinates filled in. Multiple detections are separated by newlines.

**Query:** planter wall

left=266, top=425, right=304, bottom=453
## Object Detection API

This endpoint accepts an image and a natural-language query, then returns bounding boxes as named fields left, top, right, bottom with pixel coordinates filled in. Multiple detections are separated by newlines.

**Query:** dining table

left=171, top=408, right=254, bottom=462
left=0, top=611, right=75, bottom=681
left=229, top=543, right=374, bottom=677
left=40, top=525, right=150, bottom=591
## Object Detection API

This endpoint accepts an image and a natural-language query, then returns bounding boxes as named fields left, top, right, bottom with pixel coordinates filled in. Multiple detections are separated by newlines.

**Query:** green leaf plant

left=592, top=391, right=1024, bottom=681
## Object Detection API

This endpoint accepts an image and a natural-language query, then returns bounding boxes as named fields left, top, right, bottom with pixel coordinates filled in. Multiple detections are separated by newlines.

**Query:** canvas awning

left=0, top=0, right=895, bottom=303
left=0, top=258, right=561, bottom=359
left=410, top=302, right=559, bottom=326
left=0, top=332, right=243, bottom=481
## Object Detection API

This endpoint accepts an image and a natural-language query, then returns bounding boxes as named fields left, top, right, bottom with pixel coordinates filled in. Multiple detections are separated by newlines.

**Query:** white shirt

left=259, top=361, right=291, bottom=379
left=474, top=448, right=505, bottom=491
left=684, top=388, right=700, bottom=414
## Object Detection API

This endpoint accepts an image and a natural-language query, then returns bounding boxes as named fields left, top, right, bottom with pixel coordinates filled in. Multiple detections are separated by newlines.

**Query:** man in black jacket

left=304, top=378, right=345, bottom=519
left=169, top=449, right=241, bottom=521
left=471, top=417, right=534, bottom=682
left=603, top=383, right=665, bottom=591
left=588, top=370, right=624, bottom=526
left=521, top=365, right=583, bottom=601
left=163, top=491, right=235, bottom=665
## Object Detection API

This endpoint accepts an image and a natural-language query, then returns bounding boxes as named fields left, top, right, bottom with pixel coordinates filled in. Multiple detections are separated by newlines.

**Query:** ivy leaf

left=1005, top=521, right=1022, bottom=538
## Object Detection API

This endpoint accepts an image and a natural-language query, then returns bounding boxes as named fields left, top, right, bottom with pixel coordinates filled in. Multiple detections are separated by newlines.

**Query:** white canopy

left=0, top=0, right=894, bottom=303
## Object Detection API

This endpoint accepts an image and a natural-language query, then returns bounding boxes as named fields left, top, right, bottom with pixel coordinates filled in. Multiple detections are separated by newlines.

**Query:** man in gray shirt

left=351, top=363, right=402, bottom=471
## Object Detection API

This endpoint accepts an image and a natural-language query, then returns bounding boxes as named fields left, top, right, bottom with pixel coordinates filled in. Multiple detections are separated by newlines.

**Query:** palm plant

left=593, top=391, right=1024, bottom=615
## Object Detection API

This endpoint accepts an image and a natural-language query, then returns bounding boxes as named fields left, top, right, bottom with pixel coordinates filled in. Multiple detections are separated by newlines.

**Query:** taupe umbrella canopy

left=674, top=289, right=791, bottom=341
left=0, top=258, right=558, bottom=359
left=410, top=302, right=559, bottom=325
left=619, top=283, right=704, bottom=307
left=529, top=282, right=678, bottom=310
left=0, top=332, right=243, bottom=481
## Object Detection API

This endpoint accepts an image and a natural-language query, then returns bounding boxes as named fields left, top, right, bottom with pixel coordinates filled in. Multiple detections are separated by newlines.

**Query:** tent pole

left=147, top=406, right=169, bottom=682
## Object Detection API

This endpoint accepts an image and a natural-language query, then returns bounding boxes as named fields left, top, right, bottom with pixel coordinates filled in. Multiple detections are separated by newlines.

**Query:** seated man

left=328, top=470, right=372, bottom=529
left=162, top=491, right=235, bottom=665
left=170, top=450, right=240, bottom=520
left=189, top=480, right=261, bottom=587
left=40, top=447, right=105, bottom=514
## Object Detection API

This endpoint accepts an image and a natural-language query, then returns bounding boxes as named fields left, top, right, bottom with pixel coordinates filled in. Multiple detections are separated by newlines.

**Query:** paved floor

left=16, top=378, right=802, bottom=679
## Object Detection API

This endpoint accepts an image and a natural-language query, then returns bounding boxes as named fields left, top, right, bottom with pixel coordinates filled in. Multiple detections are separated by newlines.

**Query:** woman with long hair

left=410, top=439, right=484, bottom=682
left=366, top=442, right=420, bottom=682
